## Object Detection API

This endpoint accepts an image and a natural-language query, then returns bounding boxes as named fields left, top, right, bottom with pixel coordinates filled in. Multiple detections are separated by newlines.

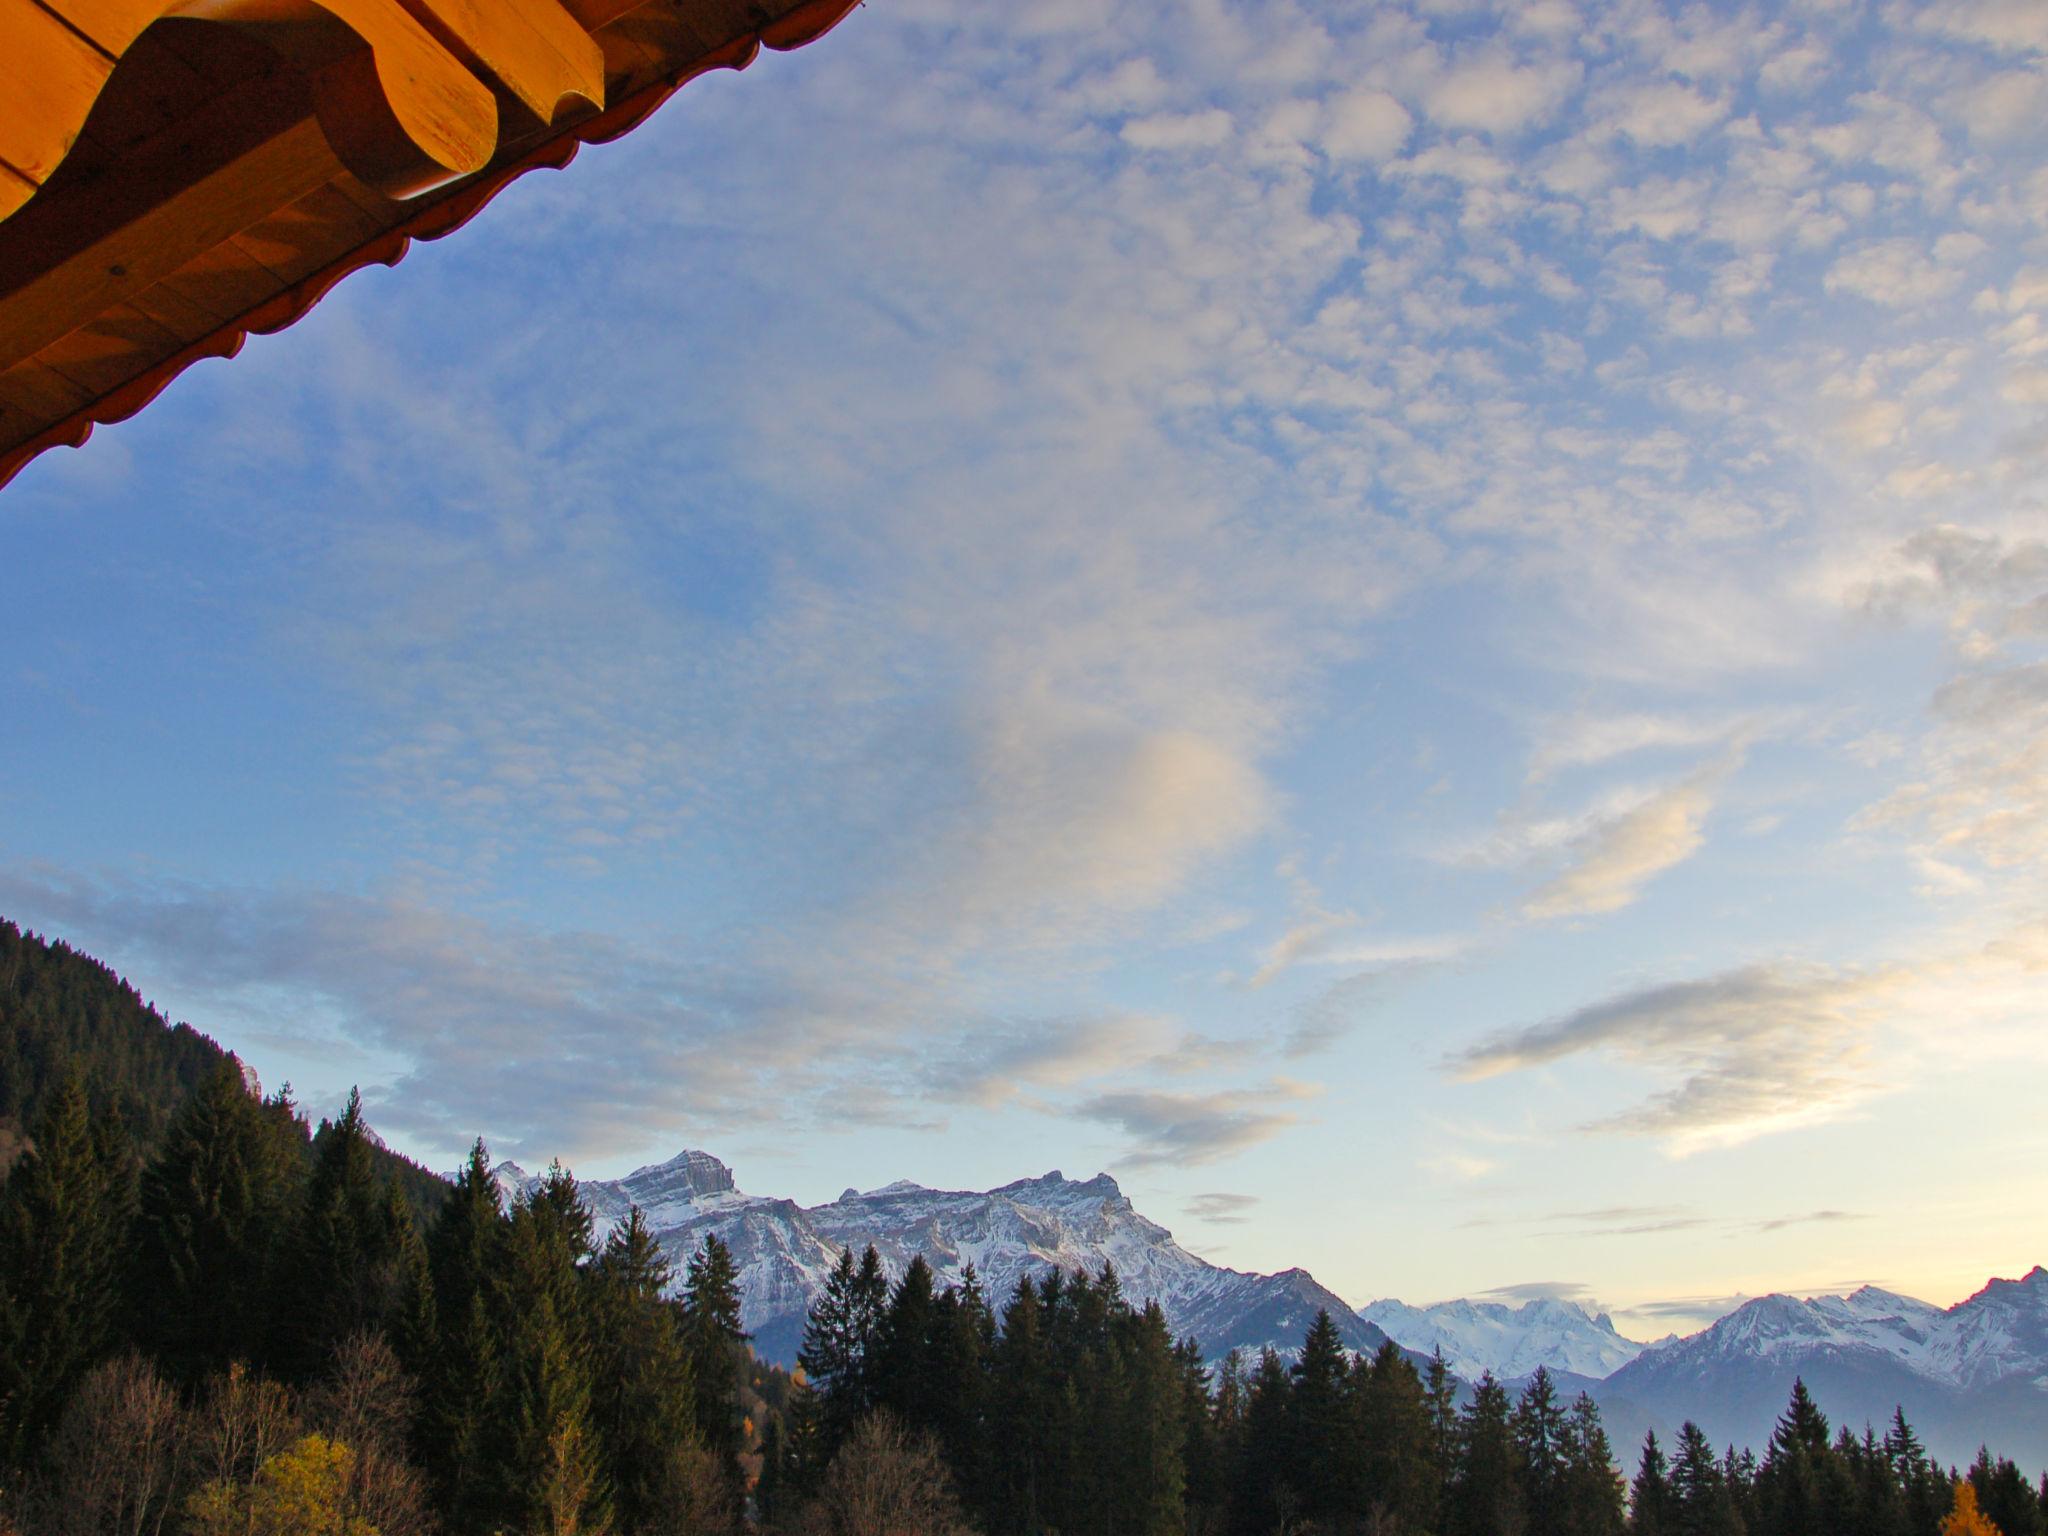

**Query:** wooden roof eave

left=0, top=0, right=861, bottom=492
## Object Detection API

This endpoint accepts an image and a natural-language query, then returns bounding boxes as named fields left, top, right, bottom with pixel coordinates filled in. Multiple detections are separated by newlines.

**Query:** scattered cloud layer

left=5, top=0, right=2047, bottom=1307
left=1452, top=921, right=2048, bottom=1154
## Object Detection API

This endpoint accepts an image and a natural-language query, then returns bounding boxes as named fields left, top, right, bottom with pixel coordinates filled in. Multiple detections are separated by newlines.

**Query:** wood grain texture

left=0, top=0, right=865, bottom=490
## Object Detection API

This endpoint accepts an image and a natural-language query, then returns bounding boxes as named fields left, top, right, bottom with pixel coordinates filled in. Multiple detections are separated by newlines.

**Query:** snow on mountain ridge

left=1614, top=1267, right=2048, bottom=1393
left=500, top=1152, right=1388, bottom=1366
left=1359, top=1295, right=1648, bottom=1381
left=1597, top=1268, right=2048, bottom=1465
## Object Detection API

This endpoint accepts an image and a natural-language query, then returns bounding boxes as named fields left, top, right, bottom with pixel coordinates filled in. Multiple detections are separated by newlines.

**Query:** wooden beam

left=0, top=74, right=341, bottom=367
left=0, top=161, right=34, bottom=224
left=388, top=0, right=604, bottom=126
left=0, top=0, right=114, bottom=189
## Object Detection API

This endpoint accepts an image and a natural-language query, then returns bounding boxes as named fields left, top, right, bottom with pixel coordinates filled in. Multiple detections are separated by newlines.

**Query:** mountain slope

left=0, top=918, right=225, bottom=1175
left=0, top=917, right=448, bottom=1214
left=497, top=1152, right=1391, bottom=1366
left=1359, top=1296, right=1650, bottom=1381
left=1596, top=1271, right=2048, bottom=1466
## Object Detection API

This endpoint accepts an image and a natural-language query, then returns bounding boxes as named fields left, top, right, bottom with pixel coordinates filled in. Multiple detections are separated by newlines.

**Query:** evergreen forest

left=4, top=918, right=2047, bottom=1536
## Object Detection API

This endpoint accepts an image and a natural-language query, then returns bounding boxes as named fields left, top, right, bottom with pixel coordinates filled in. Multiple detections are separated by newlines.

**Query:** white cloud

left=1451, top=922, right=2048, bottom=1154
left=1604, top=176, right=1708, bottom=240
left=1323, top=87, right=1414, bottom=161
left=923, top=1014, right=1182, bottom=1108
left=1952, top=68, right=2048, bottom=143
left=1590, top=80, right=1727, bottom=148
left=1523, top=757, right=1731, bottom=919
left=1122, top=109, right=1235, bottom=150
left=1526, top=710, right=1756, bottom=780
left=1424, top=52, right=1579, bottom=135
left=1080, top=1079, right=1322, bottom=1167
left=1914, top=0, right=2048, bottom=54
left=1824, top=239, right=1962, bottom=306
left=1453, top=962, right=1888, bottom=1151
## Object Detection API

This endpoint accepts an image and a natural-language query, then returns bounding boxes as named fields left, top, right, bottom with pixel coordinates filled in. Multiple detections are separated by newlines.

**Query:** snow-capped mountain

left=493, top=1151, right=1392, bottom=1367
left=1359, top=1296, right=1649, bottom=1381
left=488, top=1147, right=2048, bottom=1463
left=1596, top=1269, right=2048, bottom=1466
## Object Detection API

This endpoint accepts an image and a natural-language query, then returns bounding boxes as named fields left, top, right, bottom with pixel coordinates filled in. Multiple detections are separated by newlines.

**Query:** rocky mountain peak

left=621, top=1148, right=735, bottom=1199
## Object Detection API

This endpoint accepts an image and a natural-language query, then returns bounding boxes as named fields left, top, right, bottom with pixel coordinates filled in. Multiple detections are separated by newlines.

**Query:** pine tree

left=590, top=1208, right=701, bottom=1536
left=1358, top=1338, right=1436, bottom=1533
left=874, top=1254, right=942, bottom=1434
left=1772, top=1378, right=1831, bottom=1461
left=1670, top=1422, right=1735, bottom=1536
left=134, top=1057, right=300, bottom=1382
left=286, top=1088, right=412, bottom=1379
left=929, top=1270, right=992, bottom=1506
left=0, top=1071, right=131, bottom=1467
left=1514, top=1366, right=1569, bottom=1536
left=1174, top=1337, right=1226, bottom=1528
left=1239, top=1347, right=1296, bottom=1536
left=1851, top=1424, right=1906, bottom=1536
left=1887, top=1408, right=1946, bottom=1536
left=681, top=1233, right=749, bottom=1493
left=1452, top=1373, right=1524, bottom=1536
left=1760, top=1379, right=1833, bottom=1536
left=494, top=1173, right=609, bottom=1536
left=798, top=1246, right=869, bottom=1459
left=1288, top=1310, right=1357, bottom=1523
left=414, top=1142, right=508, bottom=1534
left=1097, top=1298, right=1186, bottom=1536
left=1632, top=1431, right=1674, bottom=1536
left=1970, top=1450, right=2047, bottom=1536
left=1426, top=1347, right=1460, bottom=1515
left=1561, top=1393, right=1626, bottom=1536
left=984, top=1273, right=1054, bottom=1536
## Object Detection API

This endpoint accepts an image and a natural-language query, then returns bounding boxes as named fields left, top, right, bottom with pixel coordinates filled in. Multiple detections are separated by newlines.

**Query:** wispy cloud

left=1079, top=1081, right=1322, bottom=1168
left=1186, top=1192, right=1261, bottom=1224
left=1476, top=1280, right=1598, bottom=1305
left=1450, top=921, right=2048, bottom=1153
left=1752, top=1209, right=1868, bottom=1233
left=921, top=1014, right=1182, bottom=1110
left=1536, top=1206, right=1712, bottom=1237
left=1622, top=1293, right=1754, bottom=1326
left=1452, top=963, right=1886, bottom=1152
left=1522, top=758, right=1733, bottom=920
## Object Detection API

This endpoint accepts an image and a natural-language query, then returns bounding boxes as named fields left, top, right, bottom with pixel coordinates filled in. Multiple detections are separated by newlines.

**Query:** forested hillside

left=0, top=918, right=445, bottom=1213
left=4, top=921, right=2047, bottom=1536
left=0, top=919, right=223, bottom=1176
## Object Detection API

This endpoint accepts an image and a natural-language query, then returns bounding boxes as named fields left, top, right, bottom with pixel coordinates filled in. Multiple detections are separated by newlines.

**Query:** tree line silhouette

left=3, top=917, right=2046, bottom=1535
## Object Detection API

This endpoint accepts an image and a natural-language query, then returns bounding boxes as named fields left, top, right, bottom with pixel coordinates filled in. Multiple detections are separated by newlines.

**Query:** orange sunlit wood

left=0, top=0, right=863, bottom=490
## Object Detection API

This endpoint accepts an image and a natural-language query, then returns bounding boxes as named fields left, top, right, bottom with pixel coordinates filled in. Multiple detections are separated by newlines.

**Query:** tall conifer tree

left=591, top=1208, right=701, bottom=1535
left=0, top=1071, right=130, bottom=1466
left=682, top=1233, right=749, bottom=1491
left=135, top=1056, right=299, bottom=1382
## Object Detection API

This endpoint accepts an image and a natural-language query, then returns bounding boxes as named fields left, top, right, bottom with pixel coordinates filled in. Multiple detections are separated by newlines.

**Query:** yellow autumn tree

left=187, top=1433, right=380, bottom=1536
left=1941, top=1481, right=1999, bottom=1536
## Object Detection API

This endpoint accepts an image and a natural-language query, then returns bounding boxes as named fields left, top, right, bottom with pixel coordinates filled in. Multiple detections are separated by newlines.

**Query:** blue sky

left=5, top=0, right=2047, bottom=1336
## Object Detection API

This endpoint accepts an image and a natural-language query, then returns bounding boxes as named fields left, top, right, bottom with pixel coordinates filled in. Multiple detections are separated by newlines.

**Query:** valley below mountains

left=502, top=1148, right=2048, bottom=1468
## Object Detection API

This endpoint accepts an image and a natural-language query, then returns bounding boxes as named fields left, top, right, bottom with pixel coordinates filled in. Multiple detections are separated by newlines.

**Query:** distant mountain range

left=16, top=914, right=2041, bottom=1472
left=1588, top=1274, right=2048, bottom=1469
left=492, top=1150, right=1395, bottom=1367
left=500, top=1146, right=2047, bottom=1469
left=1361, top=1278, right=2048, bottom=1467
left=1358, top=1296, right=1655, bottom=1381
